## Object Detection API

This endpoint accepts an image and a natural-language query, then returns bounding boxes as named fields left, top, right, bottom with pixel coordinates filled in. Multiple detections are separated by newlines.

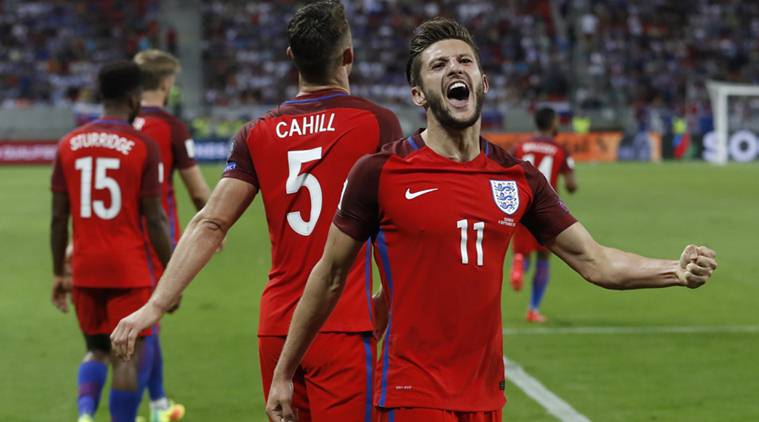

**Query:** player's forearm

left=552, top=223, right=683, bottom=290
left=180, top=166, right=212, bottom=211
left=145, top=213, right=173, bottom=268
left=273, top=259, right=348, bottom=380
left=50, top=216, right=68, bottom=276
left=50, top=193, right=70, bottom=276
left=587, top=246, right=683, bottom=290
left=148, top=211, right=225, bottom=310
left=564, top=172, right=577, bottom=193
left=187, top=184, right=211, bottom=211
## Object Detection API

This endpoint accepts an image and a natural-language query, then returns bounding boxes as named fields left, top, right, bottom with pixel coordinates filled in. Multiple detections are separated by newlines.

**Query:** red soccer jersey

left=222, top=89, right=403, bottom=336
left=134, top=107, right=197, bottom=246
left=334, top=131, right=576, bottom=411
left=512, top=135, right=574, bottom=189
left=51, top=117, right=162, bottom=288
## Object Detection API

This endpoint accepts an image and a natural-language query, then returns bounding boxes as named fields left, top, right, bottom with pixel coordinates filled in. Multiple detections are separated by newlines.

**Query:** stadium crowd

left=202, top=0, right=759, bottom=115
left=3, top=0, right=759, bottom=133
left=0, top=0, right=161, bottom=107
left=202, top=0, right=567, bottom=113
left=579, top=0, right=759, bottom=133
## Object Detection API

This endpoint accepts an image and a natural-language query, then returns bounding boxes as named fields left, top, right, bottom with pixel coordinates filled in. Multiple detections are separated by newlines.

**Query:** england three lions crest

left=490, top=180, right=519, bottom=215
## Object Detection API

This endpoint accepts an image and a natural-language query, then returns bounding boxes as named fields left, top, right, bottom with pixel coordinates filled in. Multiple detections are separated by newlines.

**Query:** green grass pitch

left=0, top=162, right=757, bottom=421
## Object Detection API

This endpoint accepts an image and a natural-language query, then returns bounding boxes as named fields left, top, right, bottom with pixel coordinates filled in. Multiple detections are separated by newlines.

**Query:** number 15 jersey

left=51, top=118, right=162, bottom=289
left=334, top=131, right=577, bottom=411
left=222, top=89, right=402, bottom=336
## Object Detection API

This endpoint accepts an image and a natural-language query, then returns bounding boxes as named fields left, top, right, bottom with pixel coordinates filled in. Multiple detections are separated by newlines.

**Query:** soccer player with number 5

left=110, top=1, right=402, bottom=421
left=50, top=61, right=172, bottom=422
left=265, top=18, right=718, bottom=421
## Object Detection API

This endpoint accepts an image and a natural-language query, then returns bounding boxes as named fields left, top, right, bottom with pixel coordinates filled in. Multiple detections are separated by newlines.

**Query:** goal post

left=706, top=80, right=759, bottom=165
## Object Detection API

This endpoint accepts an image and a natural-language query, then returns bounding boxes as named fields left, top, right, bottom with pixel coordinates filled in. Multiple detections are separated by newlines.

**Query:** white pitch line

left=504, top=356, right=591, bottom=422
left=503, top=325, right=759, bottom=336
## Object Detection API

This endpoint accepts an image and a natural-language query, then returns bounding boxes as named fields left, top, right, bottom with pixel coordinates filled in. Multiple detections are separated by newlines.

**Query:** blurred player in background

left=50, top=61, right=172, bottom=422
left=264, top=17, right=717, bottom=421
left=133, top=49, right=204, bottom=422
left=134, top=49, right=211, bottom=247
left=111, top=1, right=402, bottom=421
left=510, top=106, right=577, bottom=322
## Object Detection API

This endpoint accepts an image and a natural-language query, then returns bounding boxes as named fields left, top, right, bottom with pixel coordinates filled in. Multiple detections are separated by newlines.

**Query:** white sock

left=150, top=397, right=170, bottom=411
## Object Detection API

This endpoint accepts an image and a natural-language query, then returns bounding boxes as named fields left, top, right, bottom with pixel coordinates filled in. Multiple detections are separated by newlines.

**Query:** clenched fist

left=677, top=245, right=717, bottom=289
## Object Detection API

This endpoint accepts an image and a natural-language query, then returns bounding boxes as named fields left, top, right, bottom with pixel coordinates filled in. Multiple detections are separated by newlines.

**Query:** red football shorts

left=72, top=287, right=153, bottom=337
left=375, top=407, right=502, bottom=422
left=512, top=224, right=547, bottom=255
left=259, top=332, right=376, bottom=422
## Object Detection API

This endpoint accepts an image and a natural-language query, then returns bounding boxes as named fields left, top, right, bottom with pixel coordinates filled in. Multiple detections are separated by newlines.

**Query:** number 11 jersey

left=334, top=131, right=577, bottom=411
left=222, top=88, right=403, bottom=335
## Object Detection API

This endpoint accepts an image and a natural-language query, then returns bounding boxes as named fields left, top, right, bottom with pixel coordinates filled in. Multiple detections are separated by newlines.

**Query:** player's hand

left=266, top=376, right=296, bottom=422
left=111, top=301, right=163, bottom=360
left=51, top=275, right=72, bottom=313
left=677, top=245, right=717, bottom=289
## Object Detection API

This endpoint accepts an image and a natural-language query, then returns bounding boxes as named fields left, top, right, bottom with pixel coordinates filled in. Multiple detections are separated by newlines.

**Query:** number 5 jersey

left=222, top=88, right=403, bottom=336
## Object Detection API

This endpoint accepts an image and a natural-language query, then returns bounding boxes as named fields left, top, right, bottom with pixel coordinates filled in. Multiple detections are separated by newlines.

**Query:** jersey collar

left=284, top=88, right=349, bottom=104
left=140, top=106, right=164, bottom=113
left=531, top=134, right=555, bottom=143
left=409, top=128, right=492, bottom=162
left=93, top=116, right=132, bottom=127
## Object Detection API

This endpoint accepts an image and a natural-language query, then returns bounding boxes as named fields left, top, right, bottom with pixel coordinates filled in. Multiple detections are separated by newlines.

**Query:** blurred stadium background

left=1, top=0, right=758, bottom=421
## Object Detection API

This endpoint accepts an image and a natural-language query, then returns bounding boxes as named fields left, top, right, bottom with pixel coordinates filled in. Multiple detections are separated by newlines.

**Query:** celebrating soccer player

left=509, top=106, right=578, bottom=322
left=50, top=61, right=172, bottom=422
left=133, top=49, right=204, bottom=422
left=110, top=1, right=402, bottom=420
left=264, top=17, right=718, bottom=421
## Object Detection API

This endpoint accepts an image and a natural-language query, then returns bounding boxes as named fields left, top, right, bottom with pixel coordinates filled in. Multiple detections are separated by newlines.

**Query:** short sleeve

left=141, top=138, right=162, bottom=197
left=171, top=118, right=197, bottom=169
left=222, top=123, right=259, bottom=188
left=333, top=153, right=387, bottom=241
left=51, top=149, right=67, bottom=192
left=376, top=107, right=403, bottom=148
left=520, top=163, right=577, bottom=245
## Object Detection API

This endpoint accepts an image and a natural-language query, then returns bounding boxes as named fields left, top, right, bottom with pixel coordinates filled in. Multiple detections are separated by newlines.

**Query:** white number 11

left=457, top=219, right=484, bottom=266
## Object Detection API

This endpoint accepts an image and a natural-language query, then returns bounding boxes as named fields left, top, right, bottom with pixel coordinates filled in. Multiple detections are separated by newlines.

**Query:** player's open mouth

left=446, top=80, right=470, bottom=109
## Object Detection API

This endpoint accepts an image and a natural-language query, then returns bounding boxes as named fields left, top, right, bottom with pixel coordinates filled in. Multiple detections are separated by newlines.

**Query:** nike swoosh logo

left=405, top=188, right=438, bottom=200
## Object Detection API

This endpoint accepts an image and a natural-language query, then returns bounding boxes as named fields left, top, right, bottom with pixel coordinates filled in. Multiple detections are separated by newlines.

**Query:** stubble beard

left=426, top=80, right=485, bottom=130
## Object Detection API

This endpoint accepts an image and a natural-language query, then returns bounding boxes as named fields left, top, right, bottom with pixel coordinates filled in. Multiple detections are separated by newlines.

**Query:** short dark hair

left=287, top=0, right=350, bottom=84
left=406, top=17, right=481, bottom=86
left=97, top=60, right=143, bottom=102
left=534, top=107, right=557, bottom=131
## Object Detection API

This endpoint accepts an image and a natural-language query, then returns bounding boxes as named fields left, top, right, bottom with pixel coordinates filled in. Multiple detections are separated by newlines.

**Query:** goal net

left=706, top=81, right=759, bottom=164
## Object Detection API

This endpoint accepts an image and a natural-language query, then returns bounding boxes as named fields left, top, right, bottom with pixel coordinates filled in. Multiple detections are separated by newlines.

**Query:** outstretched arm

left=550, top=222, right=717, bottom=289
left=111, top=177, right=257, bottom=358
left=266, top=224, right=364, bottom=421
